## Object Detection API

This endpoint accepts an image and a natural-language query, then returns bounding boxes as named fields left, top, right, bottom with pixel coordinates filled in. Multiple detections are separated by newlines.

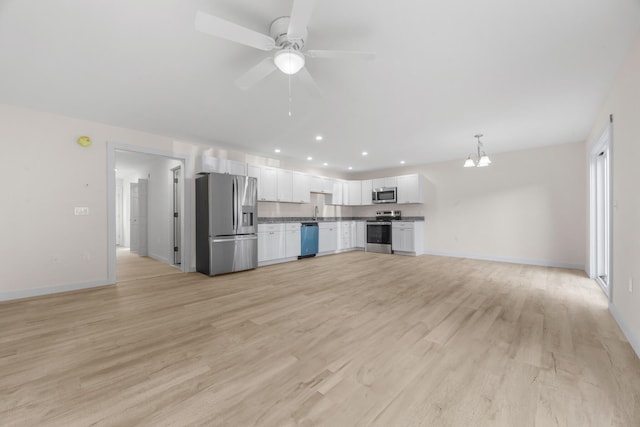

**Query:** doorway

left=108, top=144, right=191, bottom=285
left=590, top=121, right=612, bottom=298
left=171, top=166, right=182, bottom=266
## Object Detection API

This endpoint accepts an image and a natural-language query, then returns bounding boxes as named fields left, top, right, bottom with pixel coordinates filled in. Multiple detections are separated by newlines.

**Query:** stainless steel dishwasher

left=299, top=222, right=319, bottom=258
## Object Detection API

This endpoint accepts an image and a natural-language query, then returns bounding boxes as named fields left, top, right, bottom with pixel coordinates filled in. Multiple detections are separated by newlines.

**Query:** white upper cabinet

left=227, top=160, right=247, bottom=176
left=259, top=167, right=278, bottom=201
left=360, top=180, right=373, bottom=205
left=322, top=177, right=335, bottom=194
left=396, top=174, right=425, bottom=204
left=372, top=176, right=397, bottom=189
left=310, top=175, right=323, bottom=193
left=292, top=172, right=311, bottom=203
left=347, top=181, right=362, bottom=206
left=199, top=156, right=247, bottom=175
left=277, top=169, right=293, bottom=202
left=329, top=180, right=344, bottom=205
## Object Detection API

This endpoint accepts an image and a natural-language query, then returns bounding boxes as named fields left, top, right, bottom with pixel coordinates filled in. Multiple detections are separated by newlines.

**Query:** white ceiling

left=1, top=0, right=639, bottom=172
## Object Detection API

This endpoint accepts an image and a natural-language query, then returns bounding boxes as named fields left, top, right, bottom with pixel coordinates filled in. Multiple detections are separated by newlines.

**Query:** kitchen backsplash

left=258, top=193, right=425, bottom=219
left=257, top=193, right=353, bottom=218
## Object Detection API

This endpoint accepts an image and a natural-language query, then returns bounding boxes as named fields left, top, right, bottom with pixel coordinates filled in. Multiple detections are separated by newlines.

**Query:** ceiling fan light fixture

left=274, top=48, right=305, bottom=75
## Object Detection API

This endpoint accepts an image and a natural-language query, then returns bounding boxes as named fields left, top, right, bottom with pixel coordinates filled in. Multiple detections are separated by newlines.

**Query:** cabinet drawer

left=258, top=223, right=285, bottom=233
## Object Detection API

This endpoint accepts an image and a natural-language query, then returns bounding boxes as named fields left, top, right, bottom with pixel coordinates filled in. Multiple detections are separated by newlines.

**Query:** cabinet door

left=361, top=180, right=373, bottom=205
left=258, top=232, right=270, bottom=262
left=277, top=169, right=293, bottom=202
left=285, top=229, right=301, bottom=258
left=201, top=156, right=226, bottom=174
left=319, top=225, right=337, bottom=253
left=356, top=221, right=365, bottom=247
left=404, top=228, right=415, bottom=252
left=397, top=174, right=424, bottom=204
left=347, top=181, right=362, bottom=206
left=227, top=160, right=247, bottom=176
left=260, top=167, right=278, bottom=201
left=372, top=176, right=397, bottom=189
left=292, top=172, right=311, bottom=203
left=247, top=164, right=262, bottom=201
left=322, top=178, right=334, bottom=194
left=330, top=180, right=343, bottom=205
left=310, top=176, right=323, bottom=193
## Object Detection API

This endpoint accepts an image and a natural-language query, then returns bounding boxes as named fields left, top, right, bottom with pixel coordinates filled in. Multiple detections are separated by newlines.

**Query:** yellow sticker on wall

left=77, top=136, right=92, bottom=147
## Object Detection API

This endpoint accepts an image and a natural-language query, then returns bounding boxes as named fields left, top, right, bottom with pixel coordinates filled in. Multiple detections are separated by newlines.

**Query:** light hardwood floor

left=1, top=251, right=639, bottom=426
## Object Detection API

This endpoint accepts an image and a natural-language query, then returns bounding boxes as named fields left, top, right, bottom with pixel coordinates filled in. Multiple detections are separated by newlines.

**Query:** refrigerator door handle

left=212, top=235, right=258, bottom=243
left=231, top=178, right=236, bottom=231
left=236, top=177, right=242, bottom=232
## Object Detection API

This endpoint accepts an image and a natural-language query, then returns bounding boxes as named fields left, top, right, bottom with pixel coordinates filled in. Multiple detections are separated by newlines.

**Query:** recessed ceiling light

left=315, top=135, right=323, bottom=141
left=323, top=162, right=328, bottom=166
left=362, top=151, right=368, bottom=156
left=348, top=166, right=353, bottom=170
left=307, top=156, right=313, bottom=161
left=274, top=148, right=281, bottom=153
left=400, top=160, right=405, bottom=164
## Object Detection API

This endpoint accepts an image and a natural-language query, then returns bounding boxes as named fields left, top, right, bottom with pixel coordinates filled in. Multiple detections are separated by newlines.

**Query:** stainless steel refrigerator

left=196, top=173, right=258, bottom=276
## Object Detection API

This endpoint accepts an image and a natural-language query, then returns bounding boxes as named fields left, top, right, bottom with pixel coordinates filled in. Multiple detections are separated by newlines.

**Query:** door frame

left=107, top=143, right=192, bottom=284
left=588, top=120, right=612, bottom=300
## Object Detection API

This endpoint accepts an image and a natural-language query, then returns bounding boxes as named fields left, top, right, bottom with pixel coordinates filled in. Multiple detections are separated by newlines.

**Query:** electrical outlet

left=629, top=278, right=633, bottom=293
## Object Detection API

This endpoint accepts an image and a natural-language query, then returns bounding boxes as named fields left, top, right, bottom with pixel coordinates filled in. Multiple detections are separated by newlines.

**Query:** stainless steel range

left=366, top=210, right=401, bottom=254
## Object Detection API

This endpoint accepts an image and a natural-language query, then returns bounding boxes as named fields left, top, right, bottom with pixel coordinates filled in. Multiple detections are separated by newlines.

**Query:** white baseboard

left=421, top=250, right=584, bottom=270
left=609, top=303, right=640, bottom=359
left=149, top=252, right=172, bottom=266
left=0, top=280, right=112, bottom=302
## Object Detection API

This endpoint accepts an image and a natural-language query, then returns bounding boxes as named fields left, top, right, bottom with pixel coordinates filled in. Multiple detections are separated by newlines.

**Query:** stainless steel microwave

left=372, top=187, right=397, bottom=204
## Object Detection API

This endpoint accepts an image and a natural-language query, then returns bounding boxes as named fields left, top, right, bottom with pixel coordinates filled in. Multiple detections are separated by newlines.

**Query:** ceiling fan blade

left=287, top=0, right=316, bottom=41
left=306, top=50, right=376, bottom=60
left=235, top=57, right=278, bottom=90
left=296, top=67, right=322, bottom=98
left=195, top=11, right=276, bottom=51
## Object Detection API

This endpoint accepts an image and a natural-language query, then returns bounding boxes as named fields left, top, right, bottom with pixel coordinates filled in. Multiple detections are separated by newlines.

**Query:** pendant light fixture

left=464, top=134, right=492, bottom=168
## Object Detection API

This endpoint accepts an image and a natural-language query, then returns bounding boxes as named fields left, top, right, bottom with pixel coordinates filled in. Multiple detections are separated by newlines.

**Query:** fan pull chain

left=288, top=74, right=292, bottom=117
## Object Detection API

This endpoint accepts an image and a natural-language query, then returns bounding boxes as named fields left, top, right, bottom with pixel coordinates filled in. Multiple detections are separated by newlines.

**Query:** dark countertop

left=258, top=216, right=425, bottom=224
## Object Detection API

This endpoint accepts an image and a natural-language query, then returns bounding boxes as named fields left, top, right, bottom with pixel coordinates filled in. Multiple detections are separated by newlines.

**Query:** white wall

left=586, top=32, right=640, bottom=356
left=354, top=142, right=587, bottom=269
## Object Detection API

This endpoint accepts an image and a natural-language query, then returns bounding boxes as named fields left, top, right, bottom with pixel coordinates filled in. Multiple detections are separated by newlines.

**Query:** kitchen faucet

left=313, top=205, right=319, bottom=221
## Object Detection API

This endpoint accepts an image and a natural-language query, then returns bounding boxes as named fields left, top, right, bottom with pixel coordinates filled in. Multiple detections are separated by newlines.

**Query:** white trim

left=0, top=280, right=112, bottom=302
left=422, top=250, right=584, bottom=270
left=149, top=253, right=175, bottom=266
left=107, top=143, right=193, bottom=284
left=609, top=303, right=640, bottom=359
left=588, top=121, right=613, bottom=301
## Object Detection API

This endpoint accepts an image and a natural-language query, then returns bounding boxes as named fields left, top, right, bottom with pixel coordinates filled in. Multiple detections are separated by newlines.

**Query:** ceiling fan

left=195, top=0, right=375, bottom=96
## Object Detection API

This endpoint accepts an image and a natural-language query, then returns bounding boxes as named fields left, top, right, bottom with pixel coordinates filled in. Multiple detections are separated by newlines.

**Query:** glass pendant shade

left=274, top=49, right=305, bottom=75
left=464, top=157, right=476, bottom=167
left=477, top=154, right=491, bottom=167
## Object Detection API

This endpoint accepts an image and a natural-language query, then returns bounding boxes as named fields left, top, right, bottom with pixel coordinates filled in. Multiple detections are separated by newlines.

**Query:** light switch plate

left=74, top=207, right=89, bottom=215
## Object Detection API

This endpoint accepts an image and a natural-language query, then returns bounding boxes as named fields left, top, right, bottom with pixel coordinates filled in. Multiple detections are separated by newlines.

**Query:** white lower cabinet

left=391, top=221, right=425, bottom=255
left=284, top=223, right=301, bottom=258
left=258, top=224, right=286, bottom=263
left=337, top=221, right=355, bottom=251
left=318, top=222, right=337, bottom=253
left=356, top=221, right=365, bottom=248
